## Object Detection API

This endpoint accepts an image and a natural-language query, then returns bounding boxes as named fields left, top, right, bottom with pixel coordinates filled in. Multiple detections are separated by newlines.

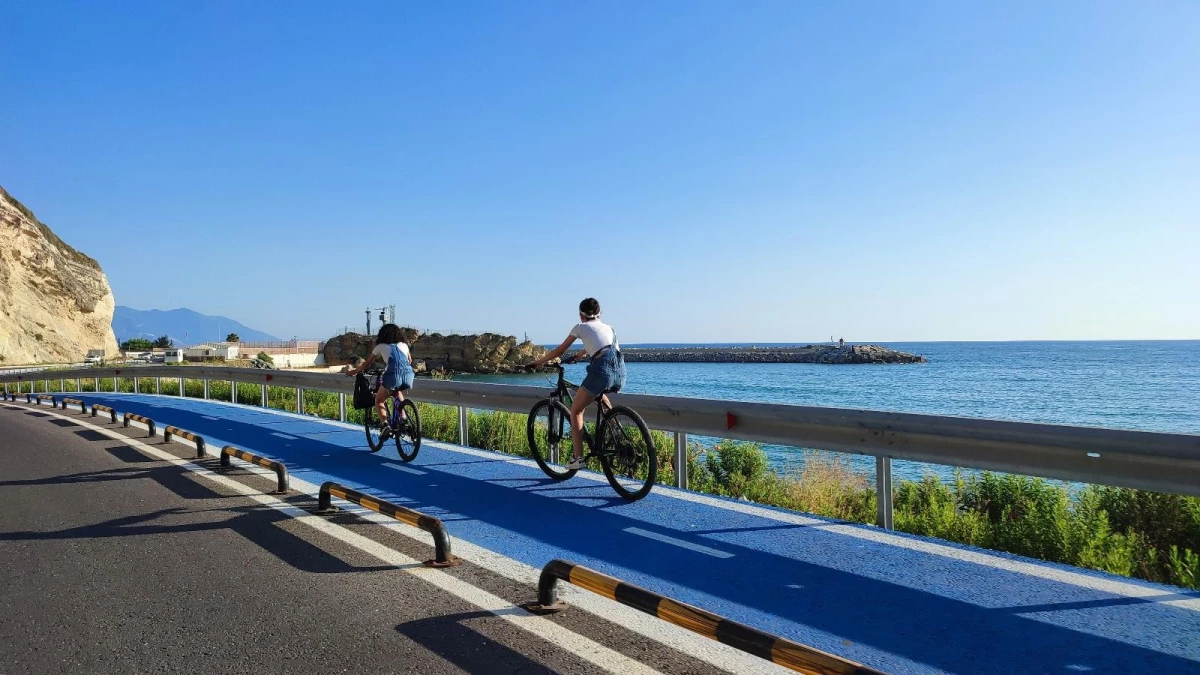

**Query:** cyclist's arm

left=529, top=335, right=577, bottom=368
left=348, top=352, right=379, bottom=375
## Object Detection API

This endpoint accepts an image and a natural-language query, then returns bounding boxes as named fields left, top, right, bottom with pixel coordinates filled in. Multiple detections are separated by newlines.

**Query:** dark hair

left=376, top=323, right=405, bottom=345
left=579, top=297, right=600, bottom=319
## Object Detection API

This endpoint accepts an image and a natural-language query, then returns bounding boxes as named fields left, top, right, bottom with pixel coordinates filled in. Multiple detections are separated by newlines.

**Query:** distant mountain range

left=113, top=306, right=280, bottom=345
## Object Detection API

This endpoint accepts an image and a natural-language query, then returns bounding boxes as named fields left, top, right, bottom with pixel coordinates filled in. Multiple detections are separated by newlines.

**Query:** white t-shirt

left=570, top=320, right=617, bottom=357
left=371, top=342, right=411, bottom=368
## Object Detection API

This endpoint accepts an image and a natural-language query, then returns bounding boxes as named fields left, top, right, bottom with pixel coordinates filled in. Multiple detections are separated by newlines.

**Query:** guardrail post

left=297, top=387, right=305, bottom=414
left=338, top=393, right=346, bottom=422
left=112, top=376, right=117, bottom=392
left=177, top=376, right=184, bottom=397
left=457, top=406, right=468, bottom=446
left=60, top=378, right=65, bottom=392
left=134, top=377, right=140, bottom=394
left=75, top=377, right=81, bottom=392
left=875, top=456, right=894, bottom=530
left=231, top=380, right=238, bottom=403
left=673, top=431, right=688, bottom=490
left=261, top=383, right=267, bottom=407
left=155, top=377, right=161, bottom=394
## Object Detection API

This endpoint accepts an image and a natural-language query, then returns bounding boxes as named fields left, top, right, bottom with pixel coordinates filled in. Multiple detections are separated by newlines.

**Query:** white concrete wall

left=267, top=352, right=325, bottom=369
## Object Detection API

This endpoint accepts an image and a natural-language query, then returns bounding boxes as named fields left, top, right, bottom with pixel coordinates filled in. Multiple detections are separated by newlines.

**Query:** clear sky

left=3, top=1, right=1197, bottom=343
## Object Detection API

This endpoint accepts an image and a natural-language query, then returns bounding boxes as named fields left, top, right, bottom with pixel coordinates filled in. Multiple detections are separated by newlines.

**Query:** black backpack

left=352, top=372, right=375, bottom=410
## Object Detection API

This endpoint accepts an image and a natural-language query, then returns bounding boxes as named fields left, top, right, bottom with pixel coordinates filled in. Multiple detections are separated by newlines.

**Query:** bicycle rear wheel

left=599, top=406, right=657, bottom=500
left=526, top=398, right=577, bottom=480
left=394, top=398, right=421, bottom=462
left=364, top=397, right=393, bottom=453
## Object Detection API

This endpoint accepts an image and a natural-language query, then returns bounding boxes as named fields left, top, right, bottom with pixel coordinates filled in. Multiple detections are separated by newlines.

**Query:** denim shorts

left=581, top=348, right=626, bottom=397
left=383, top=369, right=414, bottom=392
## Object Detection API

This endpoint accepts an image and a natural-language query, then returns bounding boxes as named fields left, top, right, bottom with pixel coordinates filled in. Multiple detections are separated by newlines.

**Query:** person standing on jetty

left=345, top=323, right=415, bottom=435
left=526, top=298, right=627, bottom=470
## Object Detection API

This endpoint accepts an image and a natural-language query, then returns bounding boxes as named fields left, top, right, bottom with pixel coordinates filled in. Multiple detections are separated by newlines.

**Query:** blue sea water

left=462, top=341, right=1200, bottom=482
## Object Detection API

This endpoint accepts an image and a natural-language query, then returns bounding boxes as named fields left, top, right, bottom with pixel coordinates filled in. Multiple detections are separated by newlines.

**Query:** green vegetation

left=153, top=336, right=173, bottom=349
left=121, top=338, right=154, bottom=352
left=11, top=375, right=1198, bottom=589
left=256, top=352, right=274, bottom=364
left=226, top=333, right=240, bottom=342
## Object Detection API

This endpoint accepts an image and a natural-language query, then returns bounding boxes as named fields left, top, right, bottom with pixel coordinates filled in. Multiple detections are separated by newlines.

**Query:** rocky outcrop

left=323, top=330, right=547, bottom=375
left=621, top=344, right=926, bottom=364
left=0, top=186, right=119, bottom=364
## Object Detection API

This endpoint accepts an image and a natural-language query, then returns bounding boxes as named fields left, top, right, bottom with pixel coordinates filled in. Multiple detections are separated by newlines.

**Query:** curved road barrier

left=60, top=397, right=85, bottom=412
left=36, top=394, right=56, bottom=407
left=527, top=559, right=884, bottom=675
left=317, top=481, right=456, bottom=567
left=25, top=393, right=35, bottom=403
left=92, top=404, right=117, bottom=424
left=164, top=426, right=207, bottom=459
left=123, top=412, right=156, bottom=437
left=220, top=446, right=289, bottom=493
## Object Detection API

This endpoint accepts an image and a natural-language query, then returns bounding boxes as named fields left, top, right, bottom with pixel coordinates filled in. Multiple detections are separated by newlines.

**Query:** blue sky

left=3, top=1, right=1197, bottom=343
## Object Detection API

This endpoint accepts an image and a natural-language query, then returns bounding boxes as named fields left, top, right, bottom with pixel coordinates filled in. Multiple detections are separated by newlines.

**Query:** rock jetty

left=323, top=330, right=547, bottom=375
left=621, top=344, right=925, bottom=364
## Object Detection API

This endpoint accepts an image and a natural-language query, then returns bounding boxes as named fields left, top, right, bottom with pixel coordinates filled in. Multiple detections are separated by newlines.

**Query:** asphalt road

left=0, top=404, right=740, bottom=675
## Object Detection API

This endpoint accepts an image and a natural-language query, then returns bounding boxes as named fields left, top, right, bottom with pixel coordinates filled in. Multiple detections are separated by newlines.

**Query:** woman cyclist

left=347, top=323, right=415, bottom=436
left=526, top=298, right=626, bottom=470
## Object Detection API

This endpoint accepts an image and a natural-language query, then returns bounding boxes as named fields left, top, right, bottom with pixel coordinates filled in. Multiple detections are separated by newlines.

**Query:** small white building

left=183, top=343, right=240, bottom=361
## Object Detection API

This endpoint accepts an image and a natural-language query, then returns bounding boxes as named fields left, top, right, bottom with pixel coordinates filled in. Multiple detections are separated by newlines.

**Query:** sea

left=459, top=341, right=1200, bottom=483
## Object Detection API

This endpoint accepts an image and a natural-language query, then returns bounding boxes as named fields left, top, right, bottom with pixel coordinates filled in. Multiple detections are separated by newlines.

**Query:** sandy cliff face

left=0, top=186, right=119, bottom=364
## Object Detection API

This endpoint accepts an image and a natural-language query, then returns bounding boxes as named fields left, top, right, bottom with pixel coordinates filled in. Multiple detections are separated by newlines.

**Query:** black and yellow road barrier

left=36, top=394, right=56, bottom=406
left=92, top=404, right=117, bottom=424
left=317, top=481, right=457, bottom=567
left=25, top=393, right=35, bottom=403
left=220, top=446, right=289, bottom=493
left=164, top=426, right=207, bottom=459
left=122, top=412, right=156, bottom=437
left=526, top=559, right=884, bottom=675
left=60, top=398, right=85, bottom=413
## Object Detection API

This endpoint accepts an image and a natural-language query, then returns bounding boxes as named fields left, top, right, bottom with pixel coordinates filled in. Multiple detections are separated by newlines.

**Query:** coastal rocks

left=621, top=344, right=926, bottom=365
left=322, top=330, right=547, bottom=375
left=0, top=186, right=120, bottom=364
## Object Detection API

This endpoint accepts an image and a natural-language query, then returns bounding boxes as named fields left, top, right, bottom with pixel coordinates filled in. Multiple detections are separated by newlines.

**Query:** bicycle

left=362, top=368, right=422, bottom=461
left=525, top=360, right=657, bottom=500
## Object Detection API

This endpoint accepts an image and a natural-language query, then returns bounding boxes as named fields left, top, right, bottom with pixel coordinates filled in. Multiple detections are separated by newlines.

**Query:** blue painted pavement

left=48, top=393, right=1200, bottom=674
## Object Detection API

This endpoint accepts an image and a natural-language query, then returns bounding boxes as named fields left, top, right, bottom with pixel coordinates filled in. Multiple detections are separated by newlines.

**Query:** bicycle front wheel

left=599, top=406, right=657, bottom=500
left=364, top=398, right=393, bottom=453
left=526, top=398, right=577, bottom=480
left=394, top=398, right=421, bottom=462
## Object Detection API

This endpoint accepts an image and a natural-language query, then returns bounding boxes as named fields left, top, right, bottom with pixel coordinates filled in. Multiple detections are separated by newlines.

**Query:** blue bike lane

left=52, top=393, right=1200, bottom=674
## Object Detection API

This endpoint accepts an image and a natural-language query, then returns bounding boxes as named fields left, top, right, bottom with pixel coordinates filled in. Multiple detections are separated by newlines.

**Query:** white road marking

left=271, top=432, right=299, bottom=440
left=384, top=463, right=427, bottom=475
left=624, top=527, right=734, bottom=559
left=15, top=405, right=664, bottom=675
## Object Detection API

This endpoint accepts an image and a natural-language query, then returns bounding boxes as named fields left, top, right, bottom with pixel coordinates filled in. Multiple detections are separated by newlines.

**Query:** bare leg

left=570, top=387, right=597, bottom=462
left=396, top=389, right=408, bottom=420
left=374, top=387, right=390, bottom=428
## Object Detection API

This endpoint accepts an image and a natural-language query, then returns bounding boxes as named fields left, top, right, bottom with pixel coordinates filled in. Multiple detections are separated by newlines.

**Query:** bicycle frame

left=370, top=370, right=404, bottom=428
left=548, top=365, right=611, bottom=460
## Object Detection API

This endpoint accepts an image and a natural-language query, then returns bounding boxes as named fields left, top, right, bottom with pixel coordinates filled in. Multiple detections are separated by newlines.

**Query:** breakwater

left=620, top=344, right=926, bottom=364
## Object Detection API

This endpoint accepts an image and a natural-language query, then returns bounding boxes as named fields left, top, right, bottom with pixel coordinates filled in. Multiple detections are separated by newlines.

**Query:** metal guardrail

left=164, top=426, right=207, bottom=458
left=3, top=365, right=1199, bottom=529
left=527, top=559, right=882, bottom=675
left=220, top=446, right=289, bottom=493
left=317, top=481, right=456, bottom=567
left=91, top=404, right=117, bottom=424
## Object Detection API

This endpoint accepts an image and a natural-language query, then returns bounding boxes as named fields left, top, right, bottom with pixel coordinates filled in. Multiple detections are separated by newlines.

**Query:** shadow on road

left=395, top=611, right=556, bottom=674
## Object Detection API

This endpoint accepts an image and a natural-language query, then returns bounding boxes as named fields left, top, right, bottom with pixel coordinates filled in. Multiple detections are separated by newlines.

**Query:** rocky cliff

left=0, top=186, right=119, bottom=364
left=621, top=344, right=926, bottom=364
left=323, top=331, right=547, bottom=375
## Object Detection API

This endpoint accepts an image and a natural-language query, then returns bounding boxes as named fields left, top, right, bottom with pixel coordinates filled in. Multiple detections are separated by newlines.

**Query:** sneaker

left=565, top=457, right=586, bottom=471
left=380, top=425, right=393, bottom=440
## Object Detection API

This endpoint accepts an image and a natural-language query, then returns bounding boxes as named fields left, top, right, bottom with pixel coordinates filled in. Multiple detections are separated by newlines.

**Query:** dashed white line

left=624, top=527, right=735, bottom=559
left=384, top=463, right=427, bottom=475
left=271, top=432, right=299, bottom=440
